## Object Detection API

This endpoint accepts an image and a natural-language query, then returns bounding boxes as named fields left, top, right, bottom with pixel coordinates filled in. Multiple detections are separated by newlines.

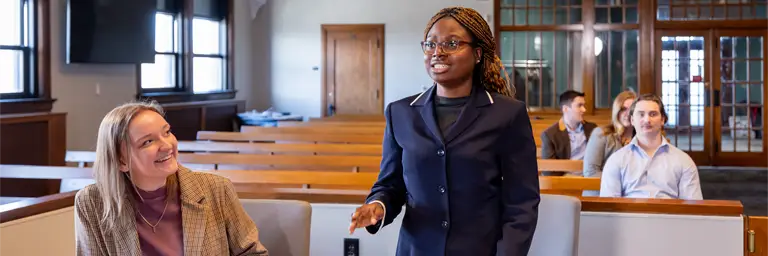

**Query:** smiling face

left=619, top=98, right=634, bottom=128
left=120, top=110, right=178, bottom=187
left=423, top=17, right=481, bottom=88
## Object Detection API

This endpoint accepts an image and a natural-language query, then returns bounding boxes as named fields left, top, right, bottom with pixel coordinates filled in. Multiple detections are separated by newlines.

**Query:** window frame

left=191, top=15, right=227, bottom=94
left=494, top=0, right=657, bottom=114
left=136, top=0, right=234, bottom=104
left=0, top=0, right=54, bottom=114
left=139, top=11, right=183, bottom=94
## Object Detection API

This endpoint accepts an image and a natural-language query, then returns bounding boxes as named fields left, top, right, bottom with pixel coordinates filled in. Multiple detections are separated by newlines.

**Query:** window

left=192, top=17, right=226, bottom=93
left=501, top=31, right=584, bottom=108
left=137, top=0, right=232, bottom=103
left=657, top=0, right=768, bottom=20
left=660, top=36, right=705, bottom=127
left=140, top=12, right=179, bottom=90
left=0, top=0, right=33, bottom=97
left=499, top=0, right=585, bottom=109
left=593, top=1, right=640, bottom=108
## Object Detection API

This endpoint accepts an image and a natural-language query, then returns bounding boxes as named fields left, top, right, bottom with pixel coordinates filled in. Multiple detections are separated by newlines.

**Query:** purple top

left=132, top=186, right=184, bottom=255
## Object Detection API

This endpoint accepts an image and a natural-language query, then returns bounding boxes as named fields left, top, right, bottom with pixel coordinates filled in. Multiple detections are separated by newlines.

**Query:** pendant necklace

left=137, top=199, right=169, bottom=233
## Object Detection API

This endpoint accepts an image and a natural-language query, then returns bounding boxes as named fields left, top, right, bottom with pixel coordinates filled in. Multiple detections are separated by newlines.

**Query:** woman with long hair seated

left=582, top=91, right=637, bottom=195
left=74, top=101, right=269, bottom=255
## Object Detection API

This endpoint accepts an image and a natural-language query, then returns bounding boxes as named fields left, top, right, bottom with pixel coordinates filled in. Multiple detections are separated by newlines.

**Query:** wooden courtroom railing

left=2, top=164, right=761, bottom=255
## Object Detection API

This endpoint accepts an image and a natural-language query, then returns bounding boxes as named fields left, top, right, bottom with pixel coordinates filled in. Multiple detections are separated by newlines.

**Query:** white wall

left=0, top=207, right=75, bottom=256
left=258, top=0, right=494, bottom=118
left=48, top=0, right=257, bottom=150
left=308, top=204, right=744, bottom=256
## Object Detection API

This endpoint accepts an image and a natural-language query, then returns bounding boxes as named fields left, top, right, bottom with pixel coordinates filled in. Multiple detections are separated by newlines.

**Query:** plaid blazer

left=74, top=166, right=269, bottom=256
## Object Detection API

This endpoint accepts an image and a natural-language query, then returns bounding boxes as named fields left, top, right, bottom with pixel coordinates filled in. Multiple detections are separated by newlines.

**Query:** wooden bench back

left=0, top=165, right=600, bottom=196
left=66, top=151, right=581, bottom=173
left=176, top=141, right=382, bottom=155
left=242, top=126, right=384, bottom=135
left=198, top=131, right=383, bottom=144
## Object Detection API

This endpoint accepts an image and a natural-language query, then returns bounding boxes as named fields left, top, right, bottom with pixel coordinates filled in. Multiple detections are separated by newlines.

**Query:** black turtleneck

left=434, top=95, right=469, bottom=137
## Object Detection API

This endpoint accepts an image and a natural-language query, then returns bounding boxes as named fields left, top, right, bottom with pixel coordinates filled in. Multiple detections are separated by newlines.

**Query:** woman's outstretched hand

left=348, top=203, right=384, bottom=234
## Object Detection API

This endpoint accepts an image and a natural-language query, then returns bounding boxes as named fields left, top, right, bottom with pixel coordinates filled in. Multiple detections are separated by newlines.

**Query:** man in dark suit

left=540, top=90, right=597, bottom=176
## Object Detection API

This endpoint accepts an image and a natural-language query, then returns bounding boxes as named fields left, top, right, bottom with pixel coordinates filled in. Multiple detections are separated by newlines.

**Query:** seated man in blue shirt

left=599, top=94, right=702, bottom=200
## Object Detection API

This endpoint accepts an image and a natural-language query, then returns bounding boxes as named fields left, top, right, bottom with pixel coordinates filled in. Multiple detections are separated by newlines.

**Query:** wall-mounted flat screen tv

left=66, top=0, right=156, bottom=64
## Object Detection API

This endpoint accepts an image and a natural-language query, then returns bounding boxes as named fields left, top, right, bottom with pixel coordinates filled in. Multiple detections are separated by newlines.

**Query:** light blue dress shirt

left=599, top=136, right=703, bottom=200
left=566, top=123, right=586, bottom=161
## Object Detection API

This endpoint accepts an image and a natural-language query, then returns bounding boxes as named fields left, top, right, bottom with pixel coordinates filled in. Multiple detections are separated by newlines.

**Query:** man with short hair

left=540, top=90, right=597, bottom=176
left=600, top=94, right=702, bottom=200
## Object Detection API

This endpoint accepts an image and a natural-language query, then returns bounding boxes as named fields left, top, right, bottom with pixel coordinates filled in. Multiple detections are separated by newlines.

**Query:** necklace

left=136, top=199, right=169, bottom=233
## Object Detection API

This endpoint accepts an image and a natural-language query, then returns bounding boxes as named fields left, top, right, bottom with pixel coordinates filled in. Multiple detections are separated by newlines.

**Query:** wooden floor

left=699, top=166, right=768, bottom=216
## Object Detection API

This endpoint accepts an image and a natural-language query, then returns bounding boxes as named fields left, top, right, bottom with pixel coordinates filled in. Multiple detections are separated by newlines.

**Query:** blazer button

left=437, top=149, right=445, bottom=157
left=441, top=220, right=449, bottom=228
left=438, top=186, right=445, bottom=194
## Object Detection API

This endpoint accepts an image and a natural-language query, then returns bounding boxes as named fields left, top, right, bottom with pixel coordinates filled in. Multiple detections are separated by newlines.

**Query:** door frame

left=320, top=24, right=385, bottom=117
left=655, top=30, right=714, bottom=165
left=711, top=29, right=768, bottom=167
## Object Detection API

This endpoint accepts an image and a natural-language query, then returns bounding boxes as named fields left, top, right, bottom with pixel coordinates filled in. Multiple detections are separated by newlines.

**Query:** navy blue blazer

left=365, top=85, right=540, bottom=256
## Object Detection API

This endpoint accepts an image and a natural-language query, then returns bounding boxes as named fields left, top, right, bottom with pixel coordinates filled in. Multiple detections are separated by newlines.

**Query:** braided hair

left=424, top=7, right=515, bottom=98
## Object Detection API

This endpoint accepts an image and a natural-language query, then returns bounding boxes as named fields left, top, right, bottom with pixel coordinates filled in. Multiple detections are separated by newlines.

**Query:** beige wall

left=49, top=0, right=257, bottom=150
left=251, top=0, right=493, bottom=118
left=52, top=0, right=494, bottom=150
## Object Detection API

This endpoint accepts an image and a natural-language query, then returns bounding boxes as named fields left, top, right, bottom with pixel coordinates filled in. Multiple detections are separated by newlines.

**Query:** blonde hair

left=602, top=90, right=637, bottom=138
left=94, top=100, right=165, bottom=229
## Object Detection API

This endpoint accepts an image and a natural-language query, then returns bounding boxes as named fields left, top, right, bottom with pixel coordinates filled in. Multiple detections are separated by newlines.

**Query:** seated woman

left=74, top=101, right=269, bottom=255
left=582, top=91, right=636, bottom=195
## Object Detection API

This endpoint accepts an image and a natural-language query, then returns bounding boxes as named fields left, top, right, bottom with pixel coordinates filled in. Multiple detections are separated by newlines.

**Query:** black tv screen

left=66, top=0, right=156, bottom=64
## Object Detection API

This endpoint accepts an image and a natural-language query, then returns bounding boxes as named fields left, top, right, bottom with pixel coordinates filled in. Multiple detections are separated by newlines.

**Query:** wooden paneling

left=0, top=112, right=66, bottom=197
left=747, top=216, right=768, bottom=256
left=165, top=107, right=202, bottom=140
left=205, top=104, right=239, bottom=131
left=162, top=99, right=245, bottom=140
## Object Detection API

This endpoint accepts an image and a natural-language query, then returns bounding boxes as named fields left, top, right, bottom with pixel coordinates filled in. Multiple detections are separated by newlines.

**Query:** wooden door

left=322, top=24, right=384, bottom=117
left=656, top=30, right=713, bottom=165
left=745, top=216, right=768, bottom=256
left=712, top=29, right=767, bottom=167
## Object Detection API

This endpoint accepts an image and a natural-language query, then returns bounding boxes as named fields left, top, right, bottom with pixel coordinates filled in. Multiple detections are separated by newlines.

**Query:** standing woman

left=74, top=101, right=268, bottom=255
left=582, top=91, right=637, bottom=179
left=348, top=7, right=540, bottom=256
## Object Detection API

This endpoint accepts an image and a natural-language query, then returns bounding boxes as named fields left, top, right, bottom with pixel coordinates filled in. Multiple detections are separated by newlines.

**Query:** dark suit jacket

left=365, top=85, right=540, bottom=256
left=540, top=118, right=597, bottom=160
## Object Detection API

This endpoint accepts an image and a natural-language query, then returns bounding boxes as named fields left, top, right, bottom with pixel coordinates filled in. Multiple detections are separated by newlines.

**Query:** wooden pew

left=1, top=164, right=757, bottom=256
left=0, top=165, right=600, bottom=200
left=237, top=122, right=580, bottom=147
left=241, top=126, right=384, bottom=135
left=65, top=151, right=583, bottom=174
left=203, top=129, right=545, bottom=147
left=178, top=141, right=382, bottom=155
left=198, top=131, right=383, bottom=144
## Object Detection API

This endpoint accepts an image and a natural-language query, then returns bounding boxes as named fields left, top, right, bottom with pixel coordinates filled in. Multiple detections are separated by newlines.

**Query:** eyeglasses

left=421, top=40, right=474, bottom=55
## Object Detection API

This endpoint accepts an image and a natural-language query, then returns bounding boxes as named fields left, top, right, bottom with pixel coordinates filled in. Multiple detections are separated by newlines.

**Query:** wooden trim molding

left=236, top=189, right=745, bottom=217
left=0, top=190, right=77, bottom=224
left=580, top=197, right=743, bottom=217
